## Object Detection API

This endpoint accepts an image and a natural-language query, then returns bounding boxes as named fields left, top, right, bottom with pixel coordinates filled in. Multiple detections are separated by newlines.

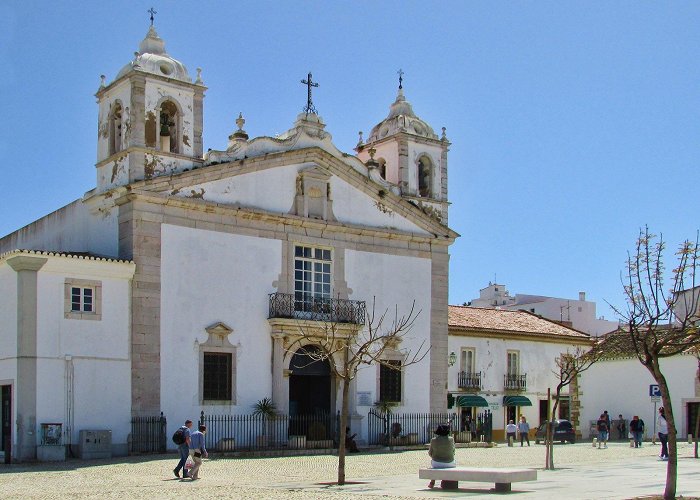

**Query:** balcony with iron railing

left=504, top=373, right=527, bottom=391
left=268, top=292, right=366, bottom=325
left=457, top=371, right=482, bottom=391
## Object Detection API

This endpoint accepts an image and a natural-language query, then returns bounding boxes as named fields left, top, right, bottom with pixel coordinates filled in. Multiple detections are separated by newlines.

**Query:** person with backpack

left=630, top=415, right=645, bottom=448
left=173, top=420, right=193, bottom=478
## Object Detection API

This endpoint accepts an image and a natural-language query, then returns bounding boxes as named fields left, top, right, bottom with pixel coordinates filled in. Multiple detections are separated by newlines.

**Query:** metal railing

left=130, top=413, right=167, bottom=454
left=367, top=410, right=458, bottom=446
left=268, top=292, right=366, bottom=324
left=198, top=410, right=340, bottom=452
left=458, top=371, right=482, bottom=390
left=504, top=374, right=527, bottom=391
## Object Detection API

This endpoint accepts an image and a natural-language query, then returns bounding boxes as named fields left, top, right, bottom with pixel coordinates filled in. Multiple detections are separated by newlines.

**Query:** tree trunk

left=651, top=362, right=677, bottom=500
left=337, top=346, right=350, bottom=486
left=549, top=391, right=560, bottom=470
left=694, top=410, right=699, bottom=459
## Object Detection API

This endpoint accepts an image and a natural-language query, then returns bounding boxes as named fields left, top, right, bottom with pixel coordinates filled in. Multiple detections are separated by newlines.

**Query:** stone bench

left=418, top=467, right=537, bottom=492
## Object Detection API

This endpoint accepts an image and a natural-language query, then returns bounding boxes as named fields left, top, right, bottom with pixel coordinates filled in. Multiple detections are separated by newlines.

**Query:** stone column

left=271, top=334, right=287, bottom=413
left=7, top=255, right=48, bottom=462
left=429, top=249, right=450, bottom=412
left=398, top=138, right=409, bottom=194
left=193, top=88, right=205, bottom=158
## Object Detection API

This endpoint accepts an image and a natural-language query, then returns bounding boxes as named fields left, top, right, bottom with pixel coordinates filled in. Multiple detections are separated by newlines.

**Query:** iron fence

left=129, top=412, right=167, bottom=454
left=268, top=292, right=366, bottom=324
left=199, top=410, right=340, bottom=452
left=366, top=409, right=459, bottom=446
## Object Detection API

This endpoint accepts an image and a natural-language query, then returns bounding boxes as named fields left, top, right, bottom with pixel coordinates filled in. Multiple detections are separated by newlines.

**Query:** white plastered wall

left=579, top=355, right=698, bottom=439
left=160, top=225, right=282, bottom=432
left=174, top=164, right=430, bottom=235
left=0, top=199, right=119, bottom=259
left=34, top=258, right=133, bottom=453
left=345, top=249, right=433, bottom=439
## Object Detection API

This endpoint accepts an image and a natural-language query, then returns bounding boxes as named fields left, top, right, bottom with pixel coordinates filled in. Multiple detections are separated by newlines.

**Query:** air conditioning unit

left=78, top=430, right=112, bottom=459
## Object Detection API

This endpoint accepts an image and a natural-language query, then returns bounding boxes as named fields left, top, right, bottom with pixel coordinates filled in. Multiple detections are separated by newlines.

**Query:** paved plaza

left=1, top=442, right=699, bottom=499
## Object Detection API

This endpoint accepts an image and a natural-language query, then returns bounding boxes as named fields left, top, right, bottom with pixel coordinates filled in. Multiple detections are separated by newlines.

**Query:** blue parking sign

left=649, top=384, right=661, bottom=397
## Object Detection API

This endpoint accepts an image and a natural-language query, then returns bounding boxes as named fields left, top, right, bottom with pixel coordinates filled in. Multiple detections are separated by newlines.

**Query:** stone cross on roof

left=301, top=72, right=319, bottom=114
left=148, top=7, right=157, bottom=26
left=397, top=69, right=404, bottom=90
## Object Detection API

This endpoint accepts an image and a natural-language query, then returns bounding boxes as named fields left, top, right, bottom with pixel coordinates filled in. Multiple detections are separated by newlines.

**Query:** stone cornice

left=6, top=255, right=48, bottom=272
left=449, top=326, right=594, bottom=346
left=96, top=70, right=206, bottom=99
left=115, top=190, right=454, bottom=247
left=94, top=147, right=205, bottom=169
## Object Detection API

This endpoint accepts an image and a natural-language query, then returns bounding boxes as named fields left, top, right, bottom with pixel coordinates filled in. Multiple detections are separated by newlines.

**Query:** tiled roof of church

left=0, top=249, right=133, bottom=264
left=448, top=305, right=590, bottom=340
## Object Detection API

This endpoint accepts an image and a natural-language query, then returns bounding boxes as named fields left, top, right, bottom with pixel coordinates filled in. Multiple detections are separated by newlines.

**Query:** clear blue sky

left=1, top=1, right=698, bottom=316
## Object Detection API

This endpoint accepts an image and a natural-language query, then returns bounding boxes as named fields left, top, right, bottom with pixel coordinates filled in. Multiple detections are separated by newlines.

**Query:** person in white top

left=657, top=407, right=669, bottom=460
left=506, top=420, right=517, bottom=445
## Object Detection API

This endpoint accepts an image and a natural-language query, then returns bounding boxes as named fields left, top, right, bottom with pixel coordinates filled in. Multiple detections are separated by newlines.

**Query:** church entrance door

left=1, top=385, right=11, bottom=463
left=289, top=346, right=331, bottom=416
left=288, top=346, right=333, bottom=441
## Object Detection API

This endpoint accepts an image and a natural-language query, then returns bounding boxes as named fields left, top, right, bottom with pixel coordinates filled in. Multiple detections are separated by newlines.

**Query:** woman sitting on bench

left=427, top=424, right=456, bottom=488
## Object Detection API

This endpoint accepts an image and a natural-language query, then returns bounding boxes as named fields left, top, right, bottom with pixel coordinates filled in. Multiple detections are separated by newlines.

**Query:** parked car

left=535, top=419, right=576, bottom=444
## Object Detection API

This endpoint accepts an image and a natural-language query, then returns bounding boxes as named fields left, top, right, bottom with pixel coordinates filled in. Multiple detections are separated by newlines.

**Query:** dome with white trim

left=115, top=26, right=191, bottom=83
left=367, top=89, right=438, bottom=142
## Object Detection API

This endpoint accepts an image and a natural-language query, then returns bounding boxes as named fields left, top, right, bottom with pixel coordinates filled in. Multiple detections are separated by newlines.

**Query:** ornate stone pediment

left=205, top=322, right=233, bottom=342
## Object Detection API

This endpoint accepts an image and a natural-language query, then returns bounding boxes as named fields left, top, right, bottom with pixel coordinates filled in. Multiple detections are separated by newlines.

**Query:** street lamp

left=448, top=351, right=457, bottom=367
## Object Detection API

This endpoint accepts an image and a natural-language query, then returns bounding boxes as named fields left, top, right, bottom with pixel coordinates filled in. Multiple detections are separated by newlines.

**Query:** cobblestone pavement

left=1, top=442, right=698, bottom=499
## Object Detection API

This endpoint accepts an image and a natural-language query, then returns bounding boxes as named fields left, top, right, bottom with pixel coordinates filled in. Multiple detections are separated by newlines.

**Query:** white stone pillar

left=271, top=334, right=287, bottom=413
left=7, top=255, right=48, bottom=462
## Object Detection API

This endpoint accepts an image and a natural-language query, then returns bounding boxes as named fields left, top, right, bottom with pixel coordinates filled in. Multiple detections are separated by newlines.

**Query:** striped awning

left=503, top=395, right=532, bottom=407
left=456, top=395, right=489, bottom=407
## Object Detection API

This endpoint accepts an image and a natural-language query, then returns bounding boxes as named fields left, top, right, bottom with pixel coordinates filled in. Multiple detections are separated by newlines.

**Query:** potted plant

left=252, top=398, right=277, bottom=448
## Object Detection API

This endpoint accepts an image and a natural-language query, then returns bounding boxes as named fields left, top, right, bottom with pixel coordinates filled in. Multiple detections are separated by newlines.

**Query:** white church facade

left=0, top=25, right=457, bottom=460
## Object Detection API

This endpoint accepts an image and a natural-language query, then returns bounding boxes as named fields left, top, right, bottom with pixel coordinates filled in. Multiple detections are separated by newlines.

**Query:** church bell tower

left=356, top=75, right=450, bottom=224
left=94, top=22, right=206, bottom=192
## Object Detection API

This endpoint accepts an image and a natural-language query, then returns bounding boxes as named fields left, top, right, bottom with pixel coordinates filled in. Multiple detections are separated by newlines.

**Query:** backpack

left=172, top=427, right=186, bottom=445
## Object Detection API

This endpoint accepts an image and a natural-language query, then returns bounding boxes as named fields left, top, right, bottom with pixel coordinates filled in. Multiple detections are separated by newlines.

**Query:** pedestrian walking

left=629, top=415, right=644, bottom=448
left=506, top=420, right=517, bottom=445
left=173, top=420, right=193, bottom=478
left=616, top=414, right=626, bottom=440
left=657, top=407, right=669, bottom=460
left=596, top=414, right=609, bottom=449
left=188, top=424, right=208, bottom=480
left=517, top=416, right=530, bottom=446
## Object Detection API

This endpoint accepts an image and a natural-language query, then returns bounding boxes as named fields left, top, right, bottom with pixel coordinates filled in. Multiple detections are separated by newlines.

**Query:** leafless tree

left=609, top=227, right=699, bottom=500
left=545, top=345, right=601, bottom=470
left=287, top=298, right=427, bottom=485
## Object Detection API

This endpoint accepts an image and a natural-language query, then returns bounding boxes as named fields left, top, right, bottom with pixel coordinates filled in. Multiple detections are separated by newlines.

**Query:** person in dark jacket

left=629, top=415, right=645, bottom=448
left=596, top=414, right=609, bottom=449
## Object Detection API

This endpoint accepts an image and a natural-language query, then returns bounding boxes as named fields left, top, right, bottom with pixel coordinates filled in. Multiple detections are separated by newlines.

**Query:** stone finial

left=228, top=112, right=249, bottom=144
left=441, top=126, right=448, bottom=141
left=132, top=52, right=141, bottom=70
left=368, top=147, right=376, bottom=160
left=99, top=75, right=106, bottom=89
left=357, top=131, right=364, bottom=147
left=365, top=146, right=379, bottom=169
left=195, top=67, right=204, bottom=85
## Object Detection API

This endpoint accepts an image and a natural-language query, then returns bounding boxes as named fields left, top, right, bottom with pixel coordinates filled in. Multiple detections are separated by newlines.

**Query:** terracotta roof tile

left=448, top=305, right=590, bottom=340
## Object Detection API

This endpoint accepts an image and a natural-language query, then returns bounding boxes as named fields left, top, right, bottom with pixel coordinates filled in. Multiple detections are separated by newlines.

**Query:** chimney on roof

left=579, top=291, right=586, bottom=301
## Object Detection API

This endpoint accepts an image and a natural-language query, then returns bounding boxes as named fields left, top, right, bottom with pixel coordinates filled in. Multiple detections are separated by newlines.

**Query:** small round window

left=160, top=63, right=173, bottom=75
